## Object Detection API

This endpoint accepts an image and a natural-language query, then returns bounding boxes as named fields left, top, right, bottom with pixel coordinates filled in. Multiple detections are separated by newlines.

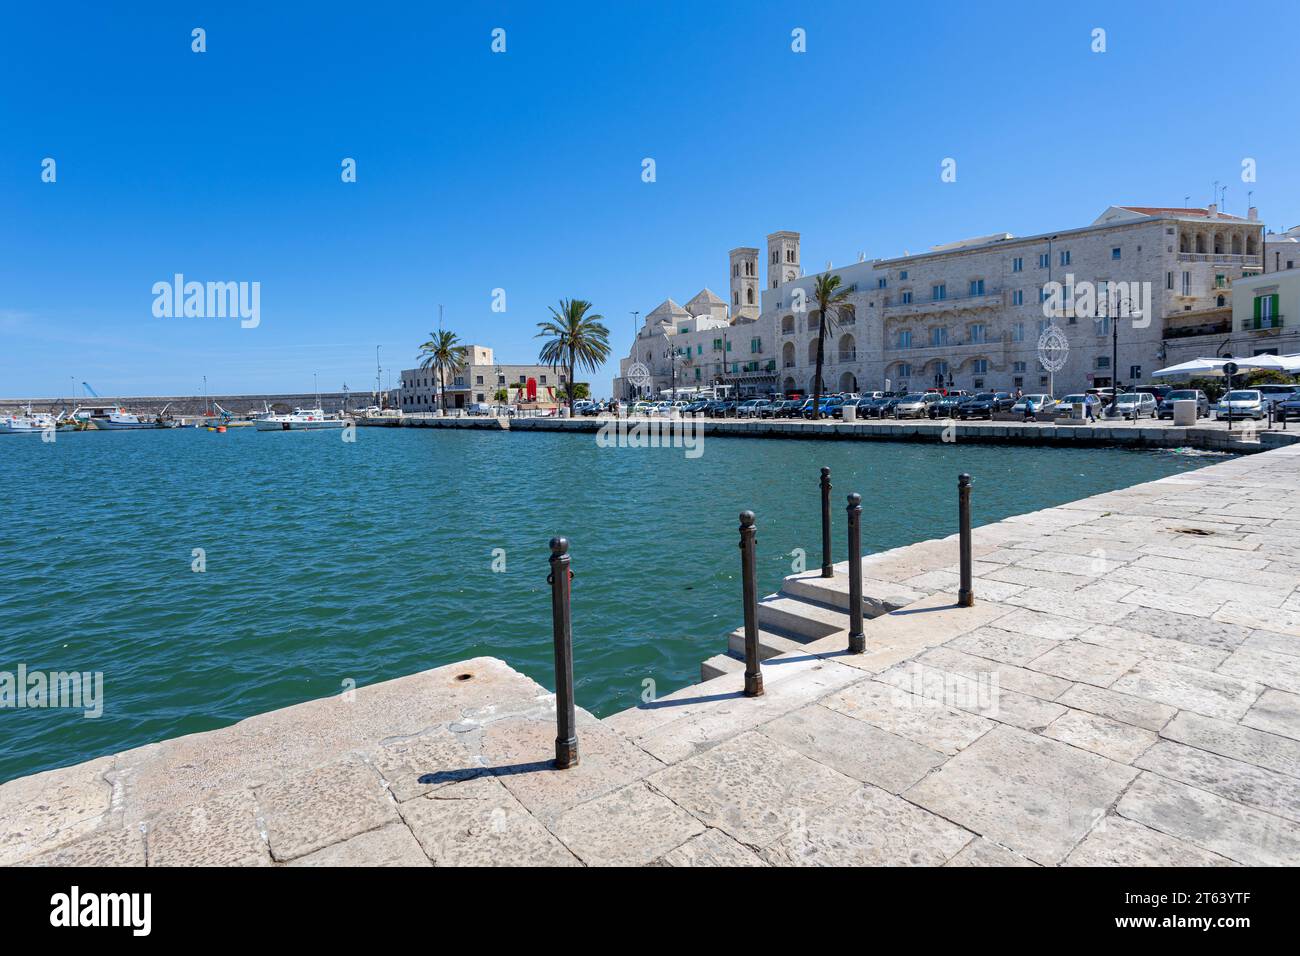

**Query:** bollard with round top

left=846, top=492, right=865, bottom=653
left=738, top=510, right=764, bottom=697
left=548, top=536, right=579, bottom=768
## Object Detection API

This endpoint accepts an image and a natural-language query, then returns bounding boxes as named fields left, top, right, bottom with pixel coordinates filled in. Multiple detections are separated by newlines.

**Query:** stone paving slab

left=905, top=724, right=1140, bottom=865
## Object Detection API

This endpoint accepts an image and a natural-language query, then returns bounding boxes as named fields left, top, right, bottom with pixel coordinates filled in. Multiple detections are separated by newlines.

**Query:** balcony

left=1163, top=321, right=1231, bottom=340
left=883, top=287, right=1003, bottom=317
left=1178, top=253, right=1261, bottom=267
left=1243, top=315, right=1284, bottom=331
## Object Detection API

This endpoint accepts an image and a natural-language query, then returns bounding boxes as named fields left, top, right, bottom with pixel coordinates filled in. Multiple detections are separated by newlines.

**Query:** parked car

left=682, top=400, right=711, bottom=415
left=958, top=392, right=1015, bottom=420
left=1278, top=394, right=1300, bottom=421
left=877, top=395, right=905, bottom=417
left=706, top=400, right=737, bottom=417
left=1215, top=389, right=1265, bottom=420
left=1133, top=385, right=1174, bottom=404
left=1010, top=394, right=1056, bottom=416
left=930, top=394, right=971, bottom=418
left=1156, top=389, right=1209, bottom=420
left=1108, top=392, right=1158, bottom=420
left=630, top=401, right=654, bottom=416
left=894, top=393, right=941, bottom=419
left=800, top=397, right=839, bottom=419
left=736, top=399, right=771, bottom=418
left=1253, top=384, right=1300, bottom=410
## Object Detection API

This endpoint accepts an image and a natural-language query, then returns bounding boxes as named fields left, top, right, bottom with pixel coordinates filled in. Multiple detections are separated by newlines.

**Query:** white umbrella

left=1152, top=355, right=1298, bottom=378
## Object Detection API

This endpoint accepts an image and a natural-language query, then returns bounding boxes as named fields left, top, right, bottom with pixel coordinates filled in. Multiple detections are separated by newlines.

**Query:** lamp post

left=1107, top=293, right=1142, bottom=416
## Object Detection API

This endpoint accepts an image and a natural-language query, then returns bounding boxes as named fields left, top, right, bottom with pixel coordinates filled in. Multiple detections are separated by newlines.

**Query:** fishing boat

left=254, top=407, right=347, bottom=431
left=70, top=404, right=179, bottom=430
left=0, top=405, right=56, bottom=435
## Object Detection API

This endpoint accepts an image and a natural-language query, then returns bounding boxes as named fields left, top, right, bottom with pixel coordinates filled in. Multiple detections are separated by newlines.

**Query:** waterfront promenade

left=3, top=445, right=1299, bottom=866
left=407, top=411, right=1300, bottom=455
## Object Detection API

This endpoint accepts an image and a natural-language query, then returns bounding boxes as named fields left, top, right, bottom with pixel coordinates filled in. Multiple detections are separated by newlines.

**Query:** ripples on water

left=0, top=427, right=1209, bottom=782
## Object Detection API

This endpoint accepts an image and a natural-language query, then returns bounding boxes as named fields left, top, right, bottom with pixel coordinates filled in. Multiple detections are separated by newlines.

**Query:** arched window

left=838, top=333, right=856, bottom=363
left=782, top=341, right=795, bottom=368
left=807, top=339, right=820, bottom=364
left=747, top=288, right=754, bottom=304
left=781, top=314, right=795, bottom=334
left=733, top=292, right=739, bottom=305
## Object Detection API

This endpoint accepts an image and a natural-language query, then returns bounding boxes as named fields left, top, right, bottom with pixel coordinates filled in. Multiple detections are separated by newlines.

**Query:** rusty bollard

left=847, top=492, right=865, bottom=653
left=548, top=537, right=579, bottom=768
left=738, top=511, right=764, bottom=697
left=820, top=466, right=833, bottom=577
left=958, top=474, right=974, bottom=608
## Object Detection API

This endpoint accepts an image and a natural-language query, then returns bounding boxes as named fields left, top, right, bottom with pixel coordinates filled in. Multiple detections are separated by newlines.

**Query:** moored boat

left=253, top=407, right=348, bottom=431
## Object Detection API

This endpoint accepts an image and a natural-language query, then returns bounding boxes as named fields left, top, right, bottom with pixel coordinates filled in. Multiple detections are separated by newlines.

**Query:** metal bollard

left=548, top=537, right=579, bottom=768
left=957, top=474, right=974, bottom=608
left=847, top=493, right=865, bottom=653
left=738, top=511, right=764, bottom=697
left=820, top=467, right=833, bottom=577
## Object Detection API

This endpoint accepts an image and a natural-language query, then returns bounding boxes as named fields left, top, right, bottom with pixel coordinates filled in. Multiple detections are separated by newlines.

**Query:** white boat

left=254, top=407, right=348, bottom=431
left=0, top=405, right=56, bottom=435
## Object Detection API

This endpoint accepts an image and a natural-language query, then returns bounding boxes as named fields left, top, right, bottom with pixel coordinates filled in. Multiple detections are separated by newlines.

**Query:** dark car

left=958, top=392, right=1015, bottom=420
left=876, top=395, right=904, bottom=417
left=931, top=394, right=971, bottom=418
left=1156, top=389, right=1209, bottom=420
left=705, top=400, right=736, bottom=417
left=1134, top=385, right=1174, bottom=404
left=766, top=399, right=800, bottom=418
left=1277, top=394, right=1300, bottom=421
left=682, top=400, right=710, bottom=415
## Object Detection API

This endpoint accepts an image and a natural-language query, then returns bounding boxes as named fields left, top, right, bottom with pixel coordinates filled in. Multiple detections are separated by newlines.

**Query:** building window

left=930, top=327, right=948, bottom=347
left=969, top=323, right=986, bottom=344
left=1012, top=290, right=1024, bottom=306
left=877, top=278, right=887, bottom=289
left=1012, top=323, right=1024, bottom=342
left=1013, top=361, right=1026, bottom=373
left=932, top=283, right=947, bottom=301
left=1166, top=271, right=1173, bottom=290
left=1112, top=247, right=1122, bottom=260
left=1038, top=253, right=1050, bottom=268
left=540, top=375, right=547, bottom=384
left=901, top=291, right=913, bottom=304
left=1013, top=376, right=1024, bottom=388
left=898, top=330, right=912, bottom=349
left=899, top=270, right=908, bottom=280
left=476, top=375, right=483, bottom=385
left=973, top=378, right=984, bottom=389
left=1096, top=356, right=1110, bottom=370
left=898, top=363, right=912, bottom=378
left=1059, top=250, right=1071, bottom=266
left=973, top=359, right=988, bottom=375
left=1012, top=257, right=1023, bottom=272
left=969, top=279, right=985, bottom=296
left=1181, top=271, right=1191, bottom=295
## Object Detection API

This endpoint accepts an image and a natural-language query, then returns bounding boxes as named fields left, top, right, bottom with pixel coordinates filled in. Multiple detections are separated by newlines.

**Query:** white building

left=614, top=205, right=1279, bottom=400
left=400, top=345, right=571, bottom=411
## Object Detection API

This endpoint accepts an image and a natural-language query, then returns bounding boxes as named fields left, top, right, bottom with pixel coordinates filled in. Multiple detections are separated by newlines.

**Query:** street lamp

left=1107, top=293, right=1142, bottom=416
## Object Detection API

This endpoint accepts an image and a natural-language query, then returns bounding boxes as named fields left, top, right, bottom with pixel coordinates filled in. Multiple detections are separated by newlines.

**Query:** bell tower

left=728, top=247, right=759, bottom=322
left=766, top=231, right=801, bottom=289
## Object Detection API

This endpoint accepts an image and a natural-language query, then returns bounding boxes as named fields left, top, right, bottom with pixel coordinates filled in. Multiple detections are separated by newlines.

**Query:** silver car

left=1215, top=389, right=1265, bottom=420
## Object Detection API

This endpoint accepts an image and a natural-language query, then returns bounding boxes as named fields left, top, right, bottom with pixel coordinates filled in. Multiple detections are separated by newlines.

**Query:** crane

left=81, top=382, right=102, bottom=398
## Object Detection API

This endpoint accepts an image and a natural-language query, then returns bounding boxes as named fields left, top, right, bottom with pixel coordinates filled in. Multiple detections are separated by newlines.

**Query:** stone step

left=756, top=594, right=848, bottom=641
left=781, top=568, right=927, bottom=617
left=699, top=652, right=746, bottom=682
left=726, top=626, right=813, bottom=661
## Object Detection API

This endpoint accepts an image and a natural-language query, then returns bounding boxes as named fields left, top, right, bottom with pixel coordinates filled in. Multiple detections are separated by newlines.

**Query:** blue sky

left=2, top=0, right=1297, bottom=399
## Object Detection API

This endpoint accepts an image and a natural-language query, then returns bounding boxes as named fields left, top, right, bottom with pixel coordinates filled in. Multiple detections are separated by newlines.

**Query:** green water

left=0, top=427, right=1211, bottom=783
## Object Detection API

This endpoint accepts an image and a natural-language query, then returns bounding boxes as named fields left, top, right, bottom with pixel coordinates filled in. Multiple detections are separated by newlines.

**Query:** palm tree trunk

left=568, top=345, right=576, bottom=416
left=812, top=312, right=826, bottom=421
left=439, top=367, right=446, bottom=413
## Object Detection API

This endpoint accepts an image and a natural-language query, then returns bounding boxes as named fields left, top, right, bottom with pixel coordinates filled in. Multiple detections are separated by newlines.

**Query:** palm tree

left=416, top=329, right=468, bottom=413
left=809, top=274, right=853, bottom=420
left=536, top=299, right=611, bottom=415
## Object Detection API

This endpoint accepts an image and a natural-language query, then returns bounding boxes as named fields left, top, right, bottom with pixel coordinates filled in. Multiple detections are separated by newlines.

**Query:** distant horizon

left=4, top=0, right=1298, bottom=397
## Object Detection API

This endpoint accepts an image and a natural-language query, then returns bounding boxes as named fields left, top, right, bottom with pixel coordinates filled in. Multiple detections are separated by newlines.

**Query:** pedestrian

left=1084, top=394, right=1097, bottom=423
left=1023, top=396, right=1037, bottom=423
